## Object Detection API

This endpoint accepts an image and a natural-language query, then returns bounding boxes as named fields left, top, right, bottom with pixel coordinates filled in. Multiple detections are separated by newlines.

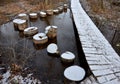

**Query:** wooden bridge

left=71, top=0, right=120, bottom=84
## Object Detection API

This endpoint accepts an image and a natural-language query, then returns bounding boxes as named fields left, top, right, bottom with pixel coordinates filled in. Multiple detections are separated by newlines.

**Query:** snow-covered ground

left=0, top=69, right=41, bottom=84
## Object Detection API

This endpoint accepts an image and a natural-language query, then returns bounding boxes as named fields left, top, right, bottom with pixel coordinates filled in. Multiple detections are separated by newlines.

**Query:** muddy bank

left=80, top=0, right=120, bottom=55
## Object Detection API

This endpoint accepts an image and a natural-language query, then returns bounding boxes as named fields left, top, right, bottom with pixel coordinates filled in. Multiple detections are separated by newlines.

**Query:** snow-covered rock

left=33, top=33, right=48, bottom=44
left=61, top=51, right=75, bottom=63
left=46, top=10, right=53, bottom=15
left=13, top=19, right=27, bottom=31
left=64, top=65, right=85, bottom=81
left=18, top=13, right=28, bottom=20
left=47, top=43, right=59, bottom=54
left=29, top=13, right=38, bottom=19
left=13, top=19, right=22, bottom=28
left=64, top=4, right=68, bottom=10
left=45, top=26, right=58, bottom=39
left=58, top=6, right=63, bottom=12
left=39, top=11, right=47, bottom=18
left=24, top=27, right=38, bottom=36
left=53, top=9, right=59, bottom=14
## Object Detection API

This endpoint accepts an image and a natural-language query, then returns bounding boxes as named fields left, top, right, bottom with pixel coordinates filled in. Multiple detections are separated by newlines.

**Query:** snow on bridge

left=71, top=0, right=120, bottom=83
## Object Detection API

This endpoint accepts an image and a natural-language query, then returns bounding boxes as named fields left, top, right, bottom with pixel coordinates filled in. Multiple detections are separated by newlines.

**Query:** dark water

left=0, top=9, right=90, bottom=83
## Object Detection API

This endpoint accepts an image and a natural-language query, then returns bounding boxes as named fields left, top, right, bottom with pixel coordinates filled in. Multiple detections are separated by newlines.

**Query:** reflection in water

left=29, top=18, right=38, bottom=22
left=34, top=38, right=57, bottom=50
left=0, top=9, right=90, bottom=83
left=19, top=31, right=25, bottom=38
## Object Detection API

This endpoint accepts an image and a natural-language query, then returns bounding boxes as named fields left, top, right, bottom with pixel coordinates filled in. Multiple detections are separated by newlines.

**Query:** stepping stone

left=64, top=65, right=85, bottom=81
left=58, top=6, right=64, bottom=12
left=45, top=26, right=58, bottom=39
left=24, top=27, right=38, bottom=36
left=39, top=11, right=47, bottom=18
left=18, top=13, right=28, bottom=20
left=13, top=19, right=22, bottom=28
left=46, top=9, right=53, bottom=15
left=61, top=51, right=75, bottom=63
left=33, top=33, right=48, bottom=44
left=13, top=19, right=27, bottom=31
left=29, top=13, right=38, bottom=19
left=47, top=43, right=59, bottom=54
left=53, top=9, right=59, bottom=14
left=64, top=4, right=68, bottom=10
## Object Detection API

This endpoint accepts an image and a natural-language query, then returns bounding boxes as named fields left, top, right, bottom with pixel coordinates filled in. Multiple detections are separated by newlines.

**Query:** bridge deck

left=71, top=0, right=120, bottom=84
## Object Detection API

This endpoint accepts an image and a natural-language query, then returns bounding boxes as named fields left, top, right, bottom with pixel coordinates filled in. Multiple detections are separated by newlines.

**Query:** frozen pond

left=0, top=9, right=90, bottom=83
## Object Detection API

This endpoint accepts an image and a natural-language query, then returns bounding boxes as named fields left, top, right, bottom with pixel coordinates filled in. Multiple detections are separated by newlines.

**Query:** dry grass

left=0, top=0, right=66, bottom=25
left=86, top=0, right=120, bottom=20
